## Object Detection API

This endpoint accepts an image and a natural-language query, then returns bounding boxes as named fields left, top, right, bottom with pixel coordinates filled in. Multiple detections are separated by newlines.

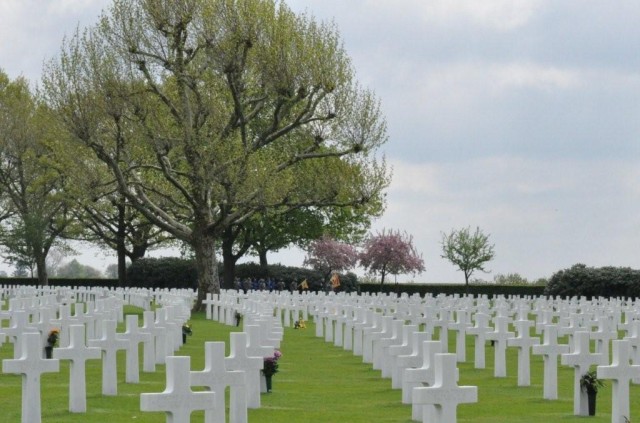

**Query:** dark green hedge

left=0, top=277, right=119, bottom=288
left=359, top=282, right=546, bottom=298
left=544, top=264, right=640, bottom=299
left=126, top=257, right=198, bottom=290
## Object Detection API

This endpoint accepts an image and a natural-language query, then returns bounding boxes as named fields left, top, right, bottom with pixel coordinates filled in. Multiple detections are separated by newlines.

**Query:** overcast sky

left=2, top=1, right=640, bottom=283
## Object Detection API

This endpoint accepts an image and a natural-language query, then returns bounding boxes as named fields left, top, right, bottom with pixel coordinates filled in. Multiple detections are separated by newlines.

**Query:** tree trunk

left=193, top=230, right=220, bottom=312
left=129, top=243, right=148, bottom=262
left=259, top=249, right=268, bottom=271
left=35, top=251, right=48, bottom=286
left=116, top=202, right=127, bottom=287
left=220, top=226, right=252, bottom=290
left=221, top=231, right=238, bottom=290
left=117, top=242, right=127, bottom=287
left=379, top=264, right=387, bottom=286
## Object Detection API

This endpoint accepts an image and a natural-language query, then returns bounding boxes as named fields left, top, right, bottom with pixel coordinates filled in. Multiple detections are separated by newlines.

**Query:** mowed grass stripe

left=251, top=319, right=414, bottom=423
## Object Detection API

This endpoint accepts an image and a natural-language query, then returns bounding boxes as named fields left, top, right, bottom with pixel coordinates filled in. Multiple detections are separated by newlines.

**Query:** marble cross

left=141, top=355, right=216, bottom=422
left=597, top=339, right=640, bottom=423
left=412, top=353, right=478, bottom=423
left=53, top=324, right=101, bottom=412
left=2, top=332, right=60, bottom=423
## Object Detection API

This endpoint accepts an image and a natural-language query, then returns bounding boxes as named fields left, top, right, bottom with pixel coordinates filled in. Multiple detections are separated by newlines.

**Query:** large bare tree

left=43, top=0, right=389, bottom=308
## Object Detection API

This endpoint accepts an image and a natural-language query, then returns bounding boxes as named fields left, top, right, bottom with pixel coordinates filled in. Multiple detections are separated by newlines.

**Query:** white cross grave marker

left=141, top=355, right=216, bottom=423
left=88, top=319, right=130, bottom=395
left=412, top=353, right=478, bottom=423
left=597, top=339, right=640, bottom=423
left=561, top=330, right=607, bottom=416
left=5, top=310, right=35, bottom=358
left=507, top=319, right=540, bottom=386
left=532, top=325, right=569, bottom=400
left=450, top=310, right=471, bottom=363
left=623, top=320, right=640, bottom=384
left=2, top=332, right=60, bottom=423
left=467, top=312, right=491, bottom=369
left=402, top=340, right=442, bottom=404
left=53, top=324, right=101, bottom=412
left=225, top=332, right=265, bottom=409
left=117, top=314, right=152, bottom=383
left=486, top=316, right=514, bottom=378
left=140, top=310, right=161, bottom=371
left=191, top=341, right=248, bottom=423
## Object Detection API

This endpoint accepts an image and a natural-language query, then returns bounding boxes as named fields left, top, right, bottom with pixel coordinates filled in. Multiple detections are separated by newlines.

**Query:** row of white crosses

left=297, top=292, right=478, bottom=423
left=0, top=287, right=192, bottom=423
left=141, top=333, right=258, bottom=423
left=195, top=288, right=640, bottom=423
left=141, top=299, right=286, bottom=423
left=278, top=289, right=640, bottom=423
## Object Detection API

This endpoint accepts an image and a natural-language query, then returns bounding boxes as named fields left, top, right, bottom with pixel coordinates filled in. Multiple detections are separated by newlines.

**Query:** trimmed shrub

left=544, top=263, right=640, bottom=299
left=0, top=277, right=119, bottom=289
left=359, top=282, right=546, bottom=298
left=126, top=257, right=198, bottom=290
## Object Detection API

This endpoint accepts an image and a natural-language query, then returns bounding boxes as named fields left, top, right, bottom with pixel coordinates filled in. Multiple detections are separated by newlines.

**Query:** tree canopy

left=359, top=229, right=425, bottom=285
left=441, top=226, right=495, bottom=288
left=303, top=236, right=358, bottom=282
left=42, top=0, right=389, bottom=308
left=0, top=70, right=75, bottom=284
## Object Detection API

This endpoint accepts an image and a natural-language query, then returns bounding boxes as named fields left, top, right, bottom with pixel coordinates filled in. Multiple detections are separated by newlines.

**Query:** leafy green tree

left=105, top=263, right=119, bottom=279
left=0, top=70, right=75, bottom=285
left=0, top=189, right=12, bottom=223
left=247, top=209, right=325, bottom=269
left=493, top=273, right=528, bottom=285
left=55, top=259, right=103, bottom=278
left=45, top=246, right=73, bottom=277
left=441, top=226, right=495, bottom=289
left=49, top=117, right=175, bottom=286
left=12, top=265, right=29, bottom=278
left=72, top=192, right=174, bottom=285
left=43, top=0, right=389, bottom=308
left=220, top=196, right=382, bottom=288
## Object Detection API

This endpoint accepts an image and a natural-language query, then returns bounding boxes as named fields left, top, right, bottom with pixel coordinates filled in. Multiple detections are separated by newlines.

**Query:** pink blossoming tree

left=359, top=229, right=425, bottom=285
left=303, top=236, right=359, bottom=282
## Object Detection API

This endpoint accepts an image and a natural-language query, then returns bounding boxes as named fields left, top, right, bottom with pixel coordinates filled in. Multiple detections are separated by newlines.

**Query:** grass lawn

left=0, top=306, right=638, bottom=422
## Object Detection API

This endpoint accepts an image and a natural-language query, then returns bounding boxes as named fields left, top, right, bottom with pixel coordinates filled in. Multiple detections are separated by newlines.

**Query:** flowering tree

left=359, top=229, right=425, bottom=285
left=303, top=236, right=359, bottom=282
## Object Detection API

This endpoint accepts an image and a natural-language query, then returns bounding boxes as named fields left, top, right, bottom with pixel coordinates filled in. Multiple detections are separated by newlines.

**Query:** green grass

left=1, top=308, right=638, bottom=422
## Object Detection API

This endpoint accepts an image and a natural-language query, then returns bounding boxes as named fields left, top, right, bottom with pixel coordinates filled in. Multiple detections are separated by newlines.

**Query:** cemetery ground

left=0, top=305, right=638, bottom=422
